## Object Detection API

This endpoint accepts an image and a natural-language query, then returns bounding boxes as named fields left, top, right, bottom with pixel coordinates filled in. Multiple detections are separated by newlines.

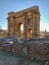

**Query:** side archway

left=27, top=29, right=32, bottom=39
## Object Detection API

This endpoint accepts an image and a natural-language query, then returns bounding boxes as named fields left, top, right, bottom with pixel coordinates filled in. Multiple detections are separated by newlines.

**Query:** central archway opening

left=18, top=23, right=24, bottom=38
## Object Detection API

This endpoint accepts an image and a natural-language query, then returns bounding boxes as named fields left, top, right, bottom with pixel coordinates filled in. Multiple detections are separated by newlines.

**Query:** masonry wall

left=1, top=39, right=49, bottom=60
left=28, top=41, right=49, bottom=60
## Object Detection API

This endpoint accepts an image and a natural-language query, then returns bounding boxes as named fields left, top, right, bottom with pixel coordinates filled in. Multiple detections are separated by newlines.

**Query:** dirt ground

left=0, top=50, right=19, bottom=65
left=0, top=50, right=48, bottom=65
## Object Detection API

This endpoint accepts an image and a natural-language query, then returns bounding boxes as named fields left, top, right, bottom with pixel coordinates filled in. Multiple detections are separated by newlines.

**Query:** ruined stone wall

left=1, top=39, right=49, bottom=60
left=28, top=41, right=49, bottom=60
left=12, top=40, right=49, bottom=60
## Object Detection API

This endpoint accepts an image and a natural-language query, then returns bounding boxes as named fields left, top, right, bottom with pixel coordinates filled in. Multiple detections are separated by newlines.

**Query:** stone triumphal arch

left=7, top=6, right=40, bottom=39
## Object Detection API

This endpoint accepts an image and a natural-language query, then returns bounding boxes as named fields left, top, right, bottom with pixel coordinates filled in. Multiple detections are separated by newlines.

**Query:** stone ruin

left=28, top=39, right=49, bottom=60
left=0, top=34, right=49, bottom=61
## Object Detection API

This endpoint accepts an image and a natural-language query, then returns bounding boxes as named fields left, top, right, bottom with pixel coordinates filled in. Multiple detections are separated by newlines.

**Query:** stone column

left=36, top=13, right=40, bottom=38
left=7, top=12, right=15, bottom=38
left=15, top=18, right=18, bottom=35
left=32, top=13, right=35, bottom=39
left=32, top=12, right=40, bottom=39
left=7, top=17, right=10, bottom=37
left=13, top=17, right=16, bottom=35
left=8, top=16, right=16, bottom=38
left=23, top=12, right=27, bottom=39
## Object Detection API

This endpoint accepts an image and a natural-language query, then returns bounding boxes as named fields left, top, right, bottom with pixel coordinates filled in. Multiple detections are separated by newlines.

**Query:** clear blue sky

left=0, top=0, right=49, bottom=31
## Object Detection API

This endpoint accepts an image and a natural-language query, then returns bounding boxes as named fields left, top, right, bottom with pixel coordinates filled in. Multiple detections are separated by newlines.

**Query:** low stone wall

left=0, top=39, right=49, bottom=60
left=28, top=41, right=49, bottom=60
left=13, top=44, right=23, bottom=54
left=2, top=44, right=12, bottom=51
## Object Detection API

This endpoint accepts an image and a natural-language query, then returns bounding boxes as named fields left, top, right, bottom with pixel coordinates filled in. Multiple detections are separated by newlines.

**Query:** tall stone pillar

left=32, top=12, right=40, bottom=39
left=7, top=12, right=15, bottom=38
left=37, top=13, right=40, bottom=38
left=8, top=16, right=15, bottom=38
left=32, top=13, right=35, bottom=39
left=23, top=12, right=28, bottom=39
left=15, top=18, right=18, bottom=36
left=7, top=18, right=10, bottom=37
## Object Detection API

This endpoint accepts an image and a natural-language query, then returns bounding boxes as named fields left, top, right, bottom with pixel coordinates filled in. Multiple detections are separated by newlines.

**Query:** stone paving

left=0, top=50, right=19, bottom=65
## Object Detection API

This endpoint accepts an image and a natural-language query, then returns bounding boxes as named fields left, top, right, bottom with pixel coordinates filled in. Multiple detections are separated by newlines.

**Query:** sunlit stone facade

left=7, top=6, right=40, bottom=39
